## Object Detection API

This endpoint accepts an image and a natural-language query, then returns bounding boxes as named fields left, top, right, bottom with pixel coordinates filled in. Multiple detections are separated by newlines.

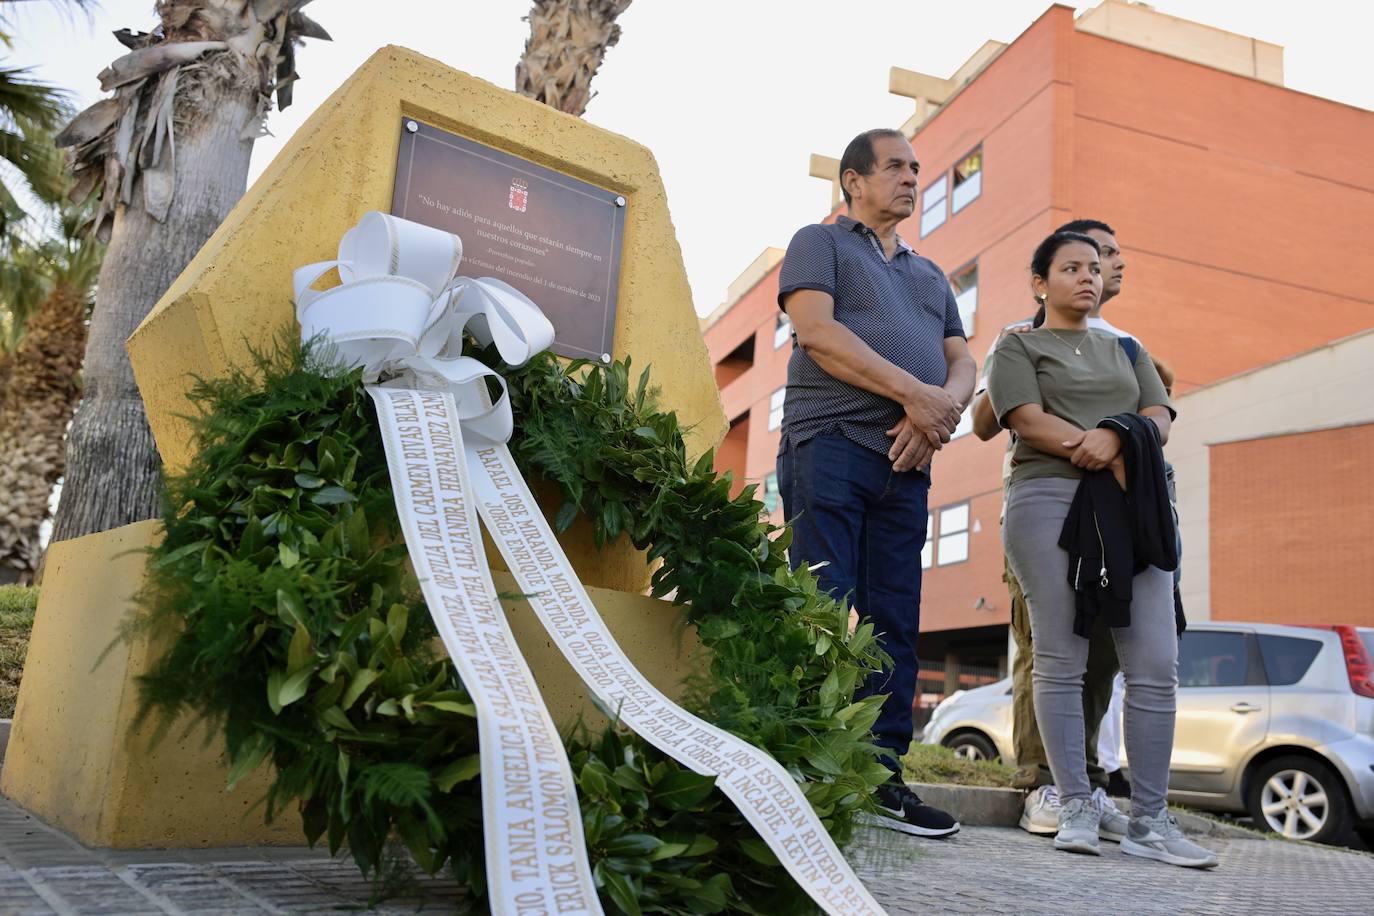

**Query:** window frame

left=920, top=512, right=933, bottom=570
left=773, top=313, right=792, bottom=349
left=949, top=259, right=978, bottom=341
left=950, top=144, right=983, bottom=214
left=919, top=173, right=948, bottom=237
left=936, top=501, right=970, bottom=567
left=762, top=471, right=780, bottom=514
left=949, top=405, right=973, bottom=442
left=767, top=387, right=786, bottom=431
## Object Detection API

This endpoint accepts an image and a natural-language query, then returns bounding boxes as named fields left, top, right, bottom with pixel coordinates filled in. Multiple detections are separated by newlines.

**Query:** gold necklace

left=1044, top=327, right=1090, bottom=356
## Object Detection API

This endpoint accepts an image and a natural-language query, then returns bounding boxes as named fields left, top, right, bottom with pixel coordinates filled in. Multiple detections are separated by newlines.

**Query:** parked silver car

left=921, top=622, right=1374, bottom=846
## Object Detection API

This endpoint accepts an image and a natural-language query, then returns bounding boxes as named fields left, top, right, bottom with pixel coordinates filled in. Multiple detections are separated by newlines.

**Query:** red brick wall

left=714, top=415, right=749, bottom=498
left=1210, top=423, right=1374, bottom=627
left=1072, top=29, right=1374, bottom=394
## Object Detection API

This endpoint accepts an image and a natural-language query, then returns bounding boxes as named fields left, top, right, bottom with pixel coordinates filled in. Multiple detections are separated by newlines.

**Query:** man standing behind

left=777, top=128, right=976, bottom=838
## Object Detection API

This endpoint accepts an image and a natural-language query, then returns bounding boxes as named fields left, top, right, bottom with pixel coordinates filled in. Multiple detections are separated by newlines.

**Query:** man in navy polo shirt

left=777, top=128, right=976, bottom=838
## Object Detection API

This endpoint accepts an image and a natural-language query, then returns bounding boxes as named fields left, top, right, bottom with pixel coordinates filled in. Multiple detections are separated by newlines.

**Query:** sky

left=7, top=0, right=1374, bottom=317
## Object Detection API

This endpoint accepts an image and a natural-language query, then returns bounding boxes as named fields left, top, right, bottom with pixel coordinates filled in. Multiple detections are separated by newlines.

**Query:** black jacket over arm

left=1057, top=412, right=1178, bottom=638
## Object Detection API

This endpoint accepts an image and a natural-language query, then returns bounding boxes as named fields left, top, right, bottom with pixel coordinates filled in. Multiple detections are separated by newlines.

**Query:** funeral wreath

left=136, top=338, right=896, bottom=913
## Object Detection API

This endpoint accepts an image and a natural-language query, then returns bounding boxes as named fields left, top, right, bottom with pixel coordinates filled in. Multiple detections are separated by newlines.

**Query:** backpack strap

left=1117, top=336, right=1140, bottom=366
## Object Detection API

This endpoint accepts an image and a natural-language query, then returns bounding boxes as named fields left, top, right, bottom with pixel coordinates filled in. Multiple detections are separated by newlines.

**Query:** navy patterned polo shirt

left=777, top=215, right=966, bottom=457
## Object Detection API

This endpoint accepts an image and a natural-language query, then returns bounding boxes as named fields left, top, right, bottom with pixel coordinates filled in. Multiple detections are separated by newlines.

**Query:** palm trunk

left=0, top=281, right=86, bottom=583
left=516, top=0, right=632, bottom=116
left=49, top=81, right=256, bottom=543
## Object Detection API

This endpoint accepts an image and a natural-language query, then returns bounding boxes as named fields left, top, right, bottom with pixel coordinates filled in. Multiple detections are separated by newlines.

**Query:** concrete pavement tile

left=22, top=866, right=167, bottom=914
left=121, top=864, right=277, bottom=913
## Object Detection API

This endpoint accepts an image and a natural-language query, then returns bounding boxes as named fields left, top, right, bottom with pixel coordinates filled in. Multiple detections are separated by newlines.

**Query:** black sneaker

left=867, top=779, right=960, bottom=838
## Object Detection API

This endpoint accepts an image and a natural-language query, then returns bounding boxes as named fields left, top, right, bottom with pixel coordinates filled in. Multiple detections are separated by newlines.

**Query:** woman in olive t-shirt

left=987, top=232, right=1217, bottom=869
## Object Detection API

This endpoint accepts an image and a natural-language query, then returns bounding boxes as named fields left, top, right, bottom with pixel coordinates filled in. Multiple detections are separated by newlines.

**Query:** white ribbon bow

left=294, top=211, right=555, bottom=443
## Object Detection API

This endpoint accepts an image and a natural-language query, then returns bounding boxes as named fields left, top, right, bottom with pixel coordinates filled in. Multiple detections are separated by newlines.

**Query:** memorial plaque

left=391, top=119, right=625, bottom=360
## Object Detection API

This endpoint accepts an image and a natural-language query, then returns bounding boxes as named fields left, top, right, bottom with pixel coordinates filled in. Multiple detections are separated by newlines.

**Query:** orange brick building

left=1210, top=425, right=1374, bottom=625
left=701, top=1, right=1374, bottom=684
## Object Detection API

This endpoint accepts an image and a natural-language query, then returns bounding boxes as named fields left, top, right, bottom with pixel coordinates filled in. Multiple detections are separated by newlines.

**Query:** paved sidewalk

left=0, top=792, right=1368, bottom=914
left=847, top=822, right=1374, bottom=915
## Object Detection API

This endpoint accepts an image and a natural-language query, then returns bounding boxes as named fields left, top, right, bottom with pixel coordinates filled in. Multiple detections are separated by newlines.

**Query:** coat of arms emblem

left=508, top=178, right=529, bottom=213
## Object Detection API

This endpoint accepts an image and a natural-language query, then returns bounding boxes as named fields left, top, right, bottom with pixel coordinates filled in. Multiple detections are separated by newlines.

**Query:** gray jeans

left=1003, top=476, right=1178, bottom=818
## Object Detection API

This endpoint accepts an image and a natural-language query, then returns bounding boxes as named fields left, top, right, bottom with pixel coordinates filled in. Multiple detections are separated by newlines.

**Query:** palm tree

left=48, top=1, right=329, bottom=543
left=0, top=1, right=97, bottom=584
left=515, top=0, right=633, bottom=116
left=0, top=207, right=101, bottom=583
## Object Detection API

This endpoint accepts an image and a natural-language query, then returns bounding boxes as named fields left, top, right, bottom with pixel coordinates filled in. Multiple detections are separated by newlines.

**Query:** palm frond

left=0, top=67, right=71, bottom=221
left=0, top=66, right=69, bottom=133
left=0, top=237, right=54, bottom=351
left=0, top=195, right=102, bottom=351
left=0, top=123, right=66, bottom=200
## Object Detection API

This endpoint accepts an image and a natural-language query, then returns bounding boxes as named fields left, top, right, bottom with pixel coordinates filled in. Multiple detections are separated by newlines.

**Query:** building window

left=950, top=405, right=972, bottom=441
left=920, top=174, right=947, bottom=237
left=951, top=147, right=982, bottom=213
left=762, top=472, right=780, bottom=514
left=937, top=503, right=969, bottom=565
left=921, top=512, right=933, bottom=569
left=773, top=313, right=792, bottom=349
left=950, top=262, right=977, bottom=339
left=767, top=387, right=786, bottom=431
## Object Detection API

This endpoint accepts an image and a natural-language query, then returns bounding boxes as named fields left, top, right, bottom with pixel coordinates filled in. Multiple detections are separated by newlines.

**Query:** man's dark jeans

left=777, top=434, right=929, bottom=774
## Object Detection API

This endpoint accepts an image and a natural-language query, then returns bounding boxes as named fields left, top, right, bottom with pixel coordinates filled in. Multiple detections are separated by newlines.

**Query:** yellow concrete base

left=2, top=521, right=698, bottom=848
left=0, top=521, right=299, bottom=847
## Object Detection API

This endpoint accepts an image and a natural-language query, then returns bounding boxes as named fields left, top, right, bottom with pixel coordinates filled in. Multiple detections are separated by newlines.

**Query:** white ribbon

left=297, top=213, right=601, bottom=916
left=297, top=212, right=887, bottom=916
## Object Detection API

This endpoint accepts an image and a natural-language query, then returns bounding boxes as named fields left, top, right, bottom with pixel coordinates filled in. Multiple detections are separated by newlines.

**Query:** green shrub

left=0, top=585, right=38, bottom=718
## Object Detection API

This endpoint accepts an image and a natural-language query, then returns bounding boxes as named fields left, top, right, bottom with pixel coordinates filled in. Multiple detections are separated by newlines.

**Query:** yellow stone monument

left=2, top=46, right=725, bottom=848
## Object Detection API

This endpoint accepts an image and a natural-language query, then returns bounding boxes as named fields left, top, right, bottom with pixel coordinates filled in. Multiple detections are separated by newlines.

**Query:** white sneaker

left=1019, top=785, right=1061, bottom=835
left=1092, top=787, right=1129, bottom=843
left=1121, top=810, right=1219, bottom=869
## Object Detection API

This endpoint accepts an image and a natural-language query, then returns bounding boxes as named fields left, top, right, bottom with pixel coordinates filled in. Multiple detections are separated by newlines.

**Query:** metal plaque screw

left=614, top=196, right=626, bottom=207
left=405, top=120, right=419, bottom=133
left=601, top=353, right=612, bottom=363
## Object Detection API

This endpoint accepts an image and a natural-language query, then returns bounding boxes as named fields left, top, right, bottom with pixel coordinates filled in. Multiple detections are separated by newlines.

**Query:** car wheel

left=1246, top=755, right=1351, bottom=845
left=944, top=731, right=997, bottom=762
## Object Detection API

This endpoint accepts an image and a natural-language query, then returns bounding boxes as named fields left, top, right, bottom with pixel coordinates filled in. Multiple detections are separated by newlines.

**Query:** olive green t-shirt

left=986, top=328, right=1175, bottom=485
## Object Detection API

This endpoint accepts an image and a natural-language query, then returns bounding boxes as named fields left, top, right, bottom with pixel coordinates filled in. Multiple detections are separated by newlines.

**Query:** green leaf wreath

left=137, top=340, right=895, bottom=913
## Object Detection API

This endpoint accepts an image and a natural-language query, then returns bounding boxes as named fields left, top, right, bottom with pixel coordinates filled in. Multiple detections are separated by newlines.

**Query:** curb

left=908, top=782, right=1023, bottom=827
left=909, top=781, right=1254, bottom=838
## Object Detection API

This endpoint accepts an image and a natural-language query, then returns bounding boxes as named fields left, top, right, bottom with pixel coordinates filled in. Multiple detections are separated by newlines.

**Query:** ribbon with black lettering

left=296, top=212, right=887, bottom=915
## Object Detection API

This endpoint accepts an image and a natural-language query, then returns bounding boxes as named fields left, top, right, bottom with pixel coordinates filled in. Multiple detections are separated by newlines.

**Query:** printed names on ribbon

left=368, top=387, right=602, bottom=916
left=467, top=441, right=886, bottom=916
